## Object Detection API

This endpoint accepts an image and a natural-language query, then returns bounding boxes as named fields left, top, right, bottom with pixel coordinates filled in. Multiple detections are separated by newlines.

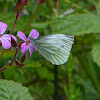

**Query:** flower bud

left=11, top=36, right=17, bottom=47
left=22, top=0, right=28, bottom=5
left=15, top=59, right=20, bottom=66
left=41, top=0, right=46, bottom=3
left=0, top=42, right=2, bottom=47
left=16, top=0, right=23, bottom=11
left=8, top=60, right=12, bottom=65
left=18, top=41, right=24, bottom=48
left=35, top=0, right=40, bottom=5
left=35, top=0, right=46, bottom=5
left=20, top=52, right=27, bottom=63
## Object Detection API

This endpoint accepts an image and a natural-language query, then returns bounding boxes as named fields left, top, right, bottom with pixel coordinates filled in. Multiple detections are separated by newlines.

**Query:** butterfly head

left=29, top=37, right=38, bottom=48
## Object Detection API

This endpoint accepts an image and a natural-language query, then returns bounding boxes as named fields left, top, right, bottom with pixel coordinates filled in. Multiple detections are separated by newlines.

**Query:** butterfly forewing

left=36, top=34, right=74, bottom=65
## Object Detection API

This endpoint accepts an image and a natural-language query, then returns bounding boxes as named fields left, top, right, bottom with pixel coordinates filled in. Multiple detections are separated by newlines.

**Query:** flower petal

left=10, top=35, right=17, bottom=42
left=28, top=29, right=39, bottom=39
left=0, top=22, right=7, bottom=35
left=29, top=46, right=34, bottom=57
left=17, top=31, right=26, bottom=41
left=2, top=34, right=11, bottom=41
left=1, top=38, right=11, bottom=49
left=21, top=42, right=29, bottom=53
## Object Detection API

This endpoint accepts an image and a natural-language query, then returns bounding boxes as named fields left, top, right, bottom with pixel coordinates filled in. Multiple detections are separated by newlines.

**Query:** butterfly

left=29, top=34, right=74, bottom=65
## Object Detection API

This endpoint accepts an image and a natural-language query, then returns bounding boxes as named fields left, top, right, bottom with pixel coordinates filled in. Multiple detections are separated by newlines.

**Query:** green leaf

left=0, top=79, right=33, bottom=100
left=24, top=61, right=41, bottom=67
left=64, top=85, right=69, bottom=100
left=92, top=40, right=100, bottom=67
left=65, top=54, right=73, bottom=76
left=96, top=1, right=100, bottom=16
left=0, top=50, right=14, bottom=59
left=37, top=67, right=54, bottom=80
left=72, top=87, right=80, bottom=100
left=31, top=22, right=48, bottom=28
left=50, top=13, right=100, bottom=36
left=0, top=12, right=27, bottom=32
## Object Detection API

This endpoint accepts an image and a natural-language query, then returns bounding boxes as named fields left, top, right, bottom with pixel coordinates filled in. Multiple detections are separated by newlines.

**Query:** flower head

left=35, top=0, right=46, bottom=5
left=0, top=22, right=17, bottom=49
left=17, top=29, right=39, bottom=56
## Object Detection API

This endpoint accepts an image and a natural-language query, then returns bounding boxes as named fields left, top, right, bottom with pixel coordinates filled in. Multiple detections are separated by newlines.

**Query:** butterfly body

left=30, top=34, right=74, bottom=65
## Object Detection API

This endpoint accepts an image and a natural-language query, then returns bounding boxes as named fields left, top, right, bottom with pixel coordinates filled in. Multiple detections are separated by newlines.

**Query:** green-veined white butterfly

left=29, top=34, right=74, bottom=65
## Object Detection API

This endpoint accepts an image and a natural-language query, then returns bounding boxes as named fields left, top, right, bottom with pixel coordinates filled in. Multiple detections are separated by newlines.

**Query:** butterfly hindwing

left=36, top=34, right=74, bottom=65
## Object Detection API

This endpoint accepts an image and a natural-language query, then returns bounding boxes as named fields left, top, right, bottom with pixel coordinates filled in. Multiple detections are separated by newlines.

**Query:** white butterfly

left=29, top=34, right=74, bottom=65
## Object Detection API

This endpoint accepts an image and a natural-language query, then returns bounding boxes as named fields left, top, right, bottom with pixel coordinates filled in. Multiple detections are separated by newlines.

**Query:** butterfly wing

left=36, top=34, right=74, bottom=65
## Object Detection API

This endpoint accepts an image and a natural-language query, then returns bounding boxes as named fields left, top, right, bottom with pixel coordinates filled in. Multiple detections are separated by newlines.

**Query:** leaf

left=0, top=50, right=14, bottom=59
left=4, top=68, right=25, bottom=82
left=72, top=87, right=80, bottom=100
left=64, top=85, right=69, bottom=100
left=31, top=22, right=48, bottom=28
left=0, top=79, right=33, bottom=100
left=92, top=40, right=100, bottom=67
left=37, top=67, right=54, bottom=80
left=96, top=1, right=100, bottom=16
left=75, top=75, right=97, bottom=94
left=50, top=13, right=100, bottom=36
left=0, top=12, right=30, bottom=32
left=24, top=61, right=41, bottom=67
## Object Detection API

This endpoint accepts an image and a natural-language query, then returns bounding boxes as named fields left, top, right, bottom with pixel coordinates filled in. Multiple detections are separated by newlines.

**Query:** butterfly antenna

left=54, top=65, right=58, bottom=100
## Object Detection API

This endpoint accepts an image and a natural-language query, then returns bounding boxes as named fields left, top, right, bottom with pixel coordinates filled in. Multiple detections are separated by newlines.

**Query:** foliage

left=0, top=0, right=100, bottom=100
left=92, top=40, right=100, bottom=67
left=50, top=13, right=100, bottom=35
left=0, top=79, right=33, bottom=100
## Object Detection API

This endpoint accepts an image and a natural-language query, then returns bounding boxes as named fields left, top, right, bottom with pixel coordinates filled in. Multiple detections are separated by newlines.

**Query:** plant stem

left=69, top=75, right=72, bottom=100
left=0, top=68, right=7, bottom=72
left=23, top=3, right=41, bottom=33
left=64, top=0, right=89, bottom=13
left=66, top=3, right=91, bottom=16
left=0, top=48, right=19, bottom=72
left=9, top=48, right=19, bottom=66
left=0, top=49, right=5, bottom=60
left=33, top=91, right=48, bottom=100
left=77, top=55, right=100, bottom=93
left=10, top=11, right=19, bottom=34
left=54, top=65, right=58, bottom=100
left=46, top=0, right=57, bottom=17
left=56, top=0, right=59, bottom=9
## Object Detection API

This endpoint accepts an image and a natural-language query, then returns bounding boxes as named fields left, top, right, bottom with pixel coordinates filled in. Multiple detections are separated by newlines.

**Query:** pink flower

left=35, top=0, right=46, bottom=5
left=35, top=0, right=40, bottom=5
left=0, top=22, right=17, bottom=49
left=17, top=29, right=39, bottom=56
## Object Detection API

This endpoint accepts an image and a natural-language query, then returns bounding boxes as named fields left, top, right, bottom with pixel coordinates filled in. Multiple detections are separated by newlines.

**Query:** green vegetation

left=0, top=0, right=100, bottom=100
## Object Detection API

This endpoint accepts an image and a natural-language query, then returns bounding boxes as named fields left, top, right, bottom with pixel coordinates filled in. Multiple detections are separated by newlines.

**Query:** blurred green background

left=0, top=0, right=100, bottom=100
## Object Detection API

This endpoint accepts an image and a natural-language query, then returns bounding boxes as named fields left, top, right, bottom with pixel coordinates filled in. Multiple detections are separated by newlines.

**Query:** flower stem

left=0, top=49, right=5, bottom=60
left=10, top=11, right=19, bottom=34
left=69, top=75, right=72, bottom=100
left=9, top=48, right=19, bottom=66
left=54, top=65, right=58, bottom=100
left=0, top=48, right=19, bottom=72
left=23, top=3, right=41, bottom=33
left=0, top=68, right=7, bottom=72
left=56, top=0, right=59, bottom=9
